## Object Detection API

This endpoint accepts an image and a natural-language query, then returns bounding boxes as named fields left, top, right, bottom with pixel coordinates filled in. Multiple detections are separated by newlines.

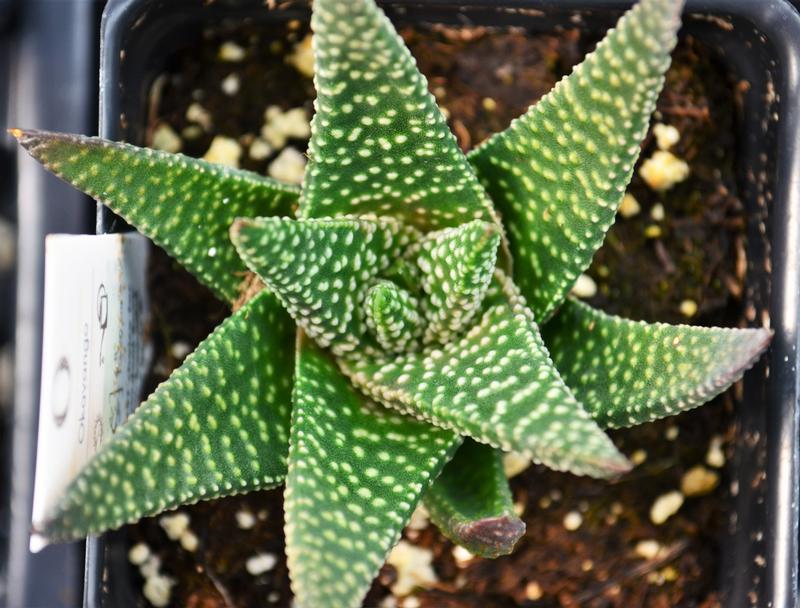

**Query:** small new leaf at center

left=407, top=220, right=500, bottom=345
left=364, top=280, right=424, bottom=352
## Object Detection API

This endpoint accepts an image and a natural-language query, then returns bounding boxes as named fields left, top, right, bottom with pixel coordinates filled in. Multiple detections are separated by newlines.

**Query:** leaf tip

left=754, top=326, right=774, bottom=348
left=10, top=128, right=78, bottom=161
left=454, top=514, right=526, bottom=558
left=728, top=326, right=772, bottom=379
left=577, top=447, right=633, bottom=479
left=8, top=128, right=49, bottom=152
left=563, top=432, right=632, bottom=479
left=602, top=453, right=634, bottom=477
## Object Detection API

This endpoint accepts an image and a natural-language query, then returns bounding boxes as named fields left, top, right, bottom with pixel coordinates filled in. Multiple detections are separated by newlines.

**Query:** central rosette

left=231, top=215, right=501, bottom=357
left=230, top=213, right=631, bottom=480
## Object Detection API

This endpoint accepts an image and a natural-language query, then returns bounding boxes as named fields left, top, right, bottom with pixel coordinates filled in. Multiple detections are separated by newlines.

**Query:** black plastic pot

left=92, top=0, right=800, bottom=606
left=1, top=1, right=103, bottom=606
left=0, top=3, right=16, bottom=601
left=0, top=1, right=15, bottom=348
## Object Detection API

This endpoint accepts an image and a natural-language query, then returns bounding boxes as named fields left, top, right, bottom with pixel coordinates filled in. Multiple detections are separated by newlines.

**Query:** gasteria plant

left=14, top=0, right=771, bottom=606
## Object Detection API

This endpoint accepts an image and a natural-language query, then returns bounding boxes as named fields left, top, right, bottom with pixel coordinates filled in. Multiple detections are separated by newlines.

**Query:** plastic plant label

left=31, top=233, right=151, bottom=551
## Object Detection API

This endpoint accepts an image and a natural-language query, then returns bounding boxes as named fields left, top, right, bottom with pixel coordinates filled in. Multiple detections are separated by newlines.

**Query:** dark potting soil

left=122, top=16, right=750, bottom=608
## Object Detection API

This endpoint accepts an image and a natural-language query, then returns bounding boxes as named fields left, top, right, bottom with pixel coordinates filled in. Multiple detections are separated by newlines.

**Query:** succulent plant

left=14, top=0, right=771, bottom=606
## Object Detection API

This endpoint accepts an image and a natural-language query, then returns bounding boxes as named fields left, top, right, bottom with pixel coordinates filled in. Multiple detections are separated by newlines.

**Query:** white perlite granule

left=680, top=465, right=719, bottom=497
left=261, top=106, right=311, bottom=150
left=159, top=512, right=190, bottom=541
left=128, top=542, right=151, bottom=566
left=203, top=136, right=242, bottom=169
left=386, top=540, right=438, bottom=596
left=143, top=574, right=174, bottom=608
left=151, top=124, right=182, bottom=154
left=502, top=451, right=530, bottom=478
left=639, top=150, right=690, bottom=191
left=186, top=102, right=212, bottom=131
left=246, top=552, right=278, bottom=576
left=268, top=147, right=306, bottom=185
left=286, top=34, right=314, bottom=78
left=563, top=511, right=583, bottom=531
left=634, top=539, right=662, bottom=560
left=706, top=435, right=726, bottom=468
left=653, top=123, right=680, bottom=150
left=221, top=73, right=241, bottom=96
left=451, top=545, right=474, bottom=565
left=618, top=193, right=641, bottom=218
left=179, top=530, right=199, bottom=552
left=571, top=273, right=597, bottom=299
left=219, top=41, right=246, bottom=62
left=650, top=491, right=684, bottom=525
left=236, top=509, right=257, bottom=530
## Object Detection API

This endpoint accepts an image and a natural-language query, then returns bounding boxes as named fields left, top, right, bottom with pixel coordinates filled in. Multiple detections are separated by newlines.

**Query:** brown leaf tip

left=7, top=128, right=56, bottom=155
left=454, top=514, right=526, bottom=558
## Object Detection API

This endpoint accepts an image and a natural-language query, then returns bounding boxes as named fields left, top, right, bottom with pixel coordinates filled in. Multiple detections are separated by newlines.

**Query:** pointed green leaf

left=286, top=335, right=460, bottom=608
left=468, top=0, right=684, bottom=320
left=230, top=215, right=419, bottom=356
left=365, top=280, right=424, bottom=353
left=340, top=273, right=630, bottom=478
left=423, top=440, right=524, bottom=558
left=408, top=220, right=500, bottom=344
left=541, top=297, right=772, bottom=428
left=300, top=0, right=499, bottom=232
left=39, top=291, right=294, bottom=542
left=13, top=129, right=298, bottom=303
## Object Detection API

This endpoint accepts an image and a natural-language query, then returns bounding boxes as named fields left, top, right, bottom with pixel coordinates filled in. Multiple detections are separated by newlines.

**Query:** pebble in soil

left=122, top=18, right=751, bottom=608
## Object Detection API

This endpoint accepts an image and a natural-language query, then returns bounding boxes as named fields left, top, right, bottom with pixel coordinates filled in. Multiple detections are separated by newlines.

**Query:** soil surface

left=119, top=14, right=750, bottom=608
